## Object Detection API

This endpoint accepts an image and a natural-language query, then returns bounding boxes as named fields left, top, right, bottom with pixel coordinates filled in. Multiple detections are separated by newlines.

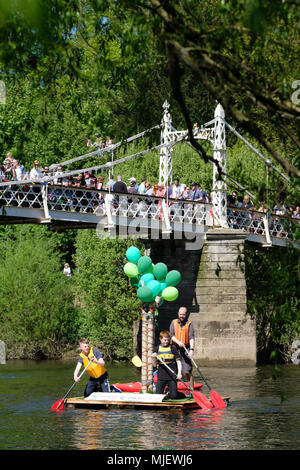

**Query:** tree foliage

left=0, top=225, right=78, bottom=358
left=118, top=0, right=300, bottom=180
left=244, top=242, right=300, bottom=363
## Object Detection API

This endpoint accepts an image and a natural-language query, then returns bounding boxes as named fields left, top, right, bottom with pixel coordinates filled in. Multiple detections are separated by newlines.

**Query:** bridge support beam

left=143, top=228, right=256, bottom=367
left=193, top=228, right=256, bottom=366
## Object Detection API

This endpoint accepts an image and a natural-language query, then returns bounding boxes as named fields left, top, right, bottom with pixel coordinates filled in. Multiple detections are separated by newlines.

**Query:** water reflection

left=68, top=406, right=227, bottom=451
left=72, top=411, right=105, bottom=450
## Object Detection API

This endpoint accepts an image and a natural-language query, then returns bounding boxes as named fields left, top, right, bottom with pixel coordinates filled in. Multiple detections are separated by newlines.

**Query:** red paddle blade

left=51, top=399, right=65, bottom=411
left=193, top=391, right=213, bottom=409
left=210, top=390, right=226, bottom=409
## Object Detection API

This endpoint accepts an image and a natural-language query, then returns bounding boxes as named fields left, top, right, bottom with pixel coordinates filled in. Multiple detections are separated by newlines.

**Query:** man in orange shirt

left=169, top=307, right=195, bottom=391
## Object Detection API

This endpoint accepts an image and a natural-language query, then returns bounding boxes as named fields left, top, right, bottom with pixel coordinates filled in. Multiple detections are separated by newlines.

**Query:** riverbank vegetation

left=0, top=225, right=77, bottom=358
left=0, top=1, right=299, bottom=361
left=244, top=243, right=300, bottom=364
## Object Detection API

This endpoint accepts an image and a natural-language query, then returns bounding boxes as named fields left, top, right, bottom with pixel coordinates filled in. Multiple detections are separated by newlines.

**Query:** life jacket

left=172, top=318, right=191, bottom=346
left=157, top=345, right=176, bottom=366
left=80, top=347, right=107, bottom=379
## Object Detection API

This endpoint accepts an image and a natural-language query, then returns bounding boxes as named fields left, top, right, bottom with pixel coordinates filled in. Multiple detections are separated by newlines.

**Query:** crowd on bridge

left=0, top=152, right=299, bottom=222
left=85, top=135, right=113, bottom=150
left=226, top=190, right=300, bottom=220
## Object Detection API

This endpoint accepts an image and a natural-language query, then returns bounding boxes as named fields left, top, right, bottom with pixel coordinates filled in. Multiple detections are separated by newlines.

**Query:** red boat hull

left=113, top=381, right=202, bottom=393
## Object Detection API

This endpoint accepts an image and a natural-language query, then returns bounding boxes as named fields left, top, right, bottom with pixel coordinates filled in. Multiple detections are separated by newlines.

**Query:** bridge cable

left=49, top=125, right=161, bottom=169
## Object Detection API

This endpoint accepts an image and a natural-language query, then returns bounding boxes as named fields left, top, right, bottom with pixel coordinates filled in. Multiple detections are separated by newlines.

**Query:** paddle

left=183, top=346, right=226, bottom=409
left=131, top=355, right=142, bottom=367
left=156, top=356, right=213, bottom=409
left=51, top=360, right=92, bottom=411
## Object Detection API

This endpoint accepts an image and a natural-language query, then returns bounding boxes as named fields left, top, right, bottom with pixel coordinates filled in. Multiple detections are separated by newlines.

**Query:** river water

left=0, top=360, right=299, bottom=451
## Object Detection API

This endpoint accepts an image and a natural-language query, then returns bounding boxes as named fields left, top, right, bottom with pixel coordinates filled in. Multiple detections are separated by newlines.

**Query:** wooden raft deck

left=65, top=396, right=230, bottom=410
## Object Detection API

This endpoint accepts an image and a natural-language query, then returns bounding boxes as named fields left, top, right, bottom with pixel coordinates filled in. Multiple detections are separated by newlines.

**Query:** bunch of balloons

left=123, top=246, right=181, bottom=304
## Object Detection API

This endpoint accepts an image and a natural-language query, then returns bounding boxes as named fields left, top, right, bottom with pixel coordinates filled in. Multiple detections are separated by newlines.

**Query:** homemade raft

left=65, top=392, right=230, bottom=410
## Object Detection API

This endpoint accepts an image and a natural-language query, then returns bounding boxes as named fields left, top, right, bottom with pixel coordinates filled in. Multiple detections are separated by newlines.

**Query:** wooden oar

left=51, top=360, right=92, bottom=411
left=156, top=356, right=213, bottom=409
left=183, top=346, right=226, bottom=409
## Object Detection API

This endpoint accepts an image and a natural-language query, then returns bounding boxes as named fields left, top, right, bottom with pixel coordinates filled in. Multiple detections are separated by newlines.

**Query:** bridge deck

left=0, top=184, right=298, bottom=248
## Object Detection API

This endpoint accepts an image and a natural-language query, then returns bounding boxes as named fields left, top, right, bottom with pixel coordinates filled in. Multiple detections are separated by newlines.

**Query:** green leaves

left=0, top=225, right=77, bottom=358
left=245, top=243, right=300, bottom=363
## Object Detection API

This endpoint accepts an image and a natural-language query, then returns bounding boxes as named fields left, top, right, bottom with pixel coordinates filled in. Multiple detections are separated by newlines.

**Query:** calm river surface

left=0, top=360, right=300, bottom=451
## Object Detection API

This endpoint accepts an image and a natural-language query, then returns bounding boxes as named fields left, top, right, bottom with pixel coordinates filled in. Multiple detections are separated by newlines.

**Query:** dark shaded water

left=0, top=360, right=300, bottom=450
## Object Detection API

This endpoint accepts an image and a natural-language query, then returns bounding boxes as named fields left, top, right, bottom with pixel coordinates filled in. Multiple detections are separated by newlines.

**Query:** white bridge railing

left=0, top=183, right=298, bottom=245
left=227, top=206, right=297, bottom=243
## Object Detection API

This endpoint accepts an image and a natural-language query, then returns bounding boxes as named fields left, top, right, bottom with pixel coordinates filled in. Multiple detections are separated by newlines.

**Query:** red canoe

left=113, top=381, right=202, bottom=393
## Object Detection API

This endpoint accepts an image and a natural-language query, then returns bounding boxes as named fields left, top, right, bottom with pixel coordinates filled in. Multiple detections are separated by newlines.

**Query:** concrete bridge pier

left=194, top=229, right=256, bottom=366
left=143, top=228, right=256, bottom=366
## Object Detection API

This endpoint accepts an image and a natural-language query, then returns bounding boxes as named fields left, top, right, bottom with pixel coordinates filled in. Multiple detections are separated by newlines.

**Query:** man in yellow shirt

left=74, top=338, right=110, bottom=397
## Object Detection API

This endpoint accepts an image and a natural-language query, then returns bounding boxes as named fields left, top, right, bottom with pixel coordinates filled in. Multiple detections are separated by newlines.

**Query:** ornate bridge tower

left=212, top=103, right=227, bottom=227
left=159, top=100, right=173, bottom=187
left=159, top=100, right=228, bottom=228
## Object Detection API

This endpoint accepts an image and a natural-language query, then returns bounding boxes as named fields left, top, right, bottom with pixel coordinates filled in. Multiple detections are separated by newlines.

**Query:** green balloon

left=137, top=286, right=155, bottom=303
left=147, top=280, right=161, bottom=297
left=142, top=263, right=154, bottom=275
left=153, top=262, right=168, bottom=281
left=159, top=281, right=167, bottom=294
left=162, top=286, right=179, bottom=302
left=124, top=262, right=139, bottom=278
left=137, top=256, right=152, bottom=274
left=126, top=246, right=141, bottom=264
left=138, top=273, right=155, bottom=287
left=165, top=270, right=181, bottom=287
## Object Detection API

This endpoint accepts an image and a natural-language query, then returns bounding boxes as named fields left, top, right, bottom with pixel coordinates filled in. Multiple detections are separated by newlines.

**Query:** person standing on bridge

left=113, top=174, right=128, bottom=193
left=190, top=182, right=208, bottom=203
left=169, top=306, right=195, bottom=391
left=112, top=174, right=128, bottom=208
left=127, top=177, right=138, bottom=193
left=29, top=160, right=43, bottom=181
left=138, top=177, right=146, bottom=195
left=170, top=178, right=184, bottom=200
left=12, top=160, right=26, bottom=182
left=105, top=173, right=115, bottom=191
left=242, top=194, right=254, bottom=210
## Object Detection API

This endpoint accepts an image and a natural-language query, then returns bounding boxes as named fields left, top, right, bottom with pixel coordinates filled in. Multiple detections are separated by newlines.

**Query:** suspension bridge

left=0, top=101, right=298, bottom=249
